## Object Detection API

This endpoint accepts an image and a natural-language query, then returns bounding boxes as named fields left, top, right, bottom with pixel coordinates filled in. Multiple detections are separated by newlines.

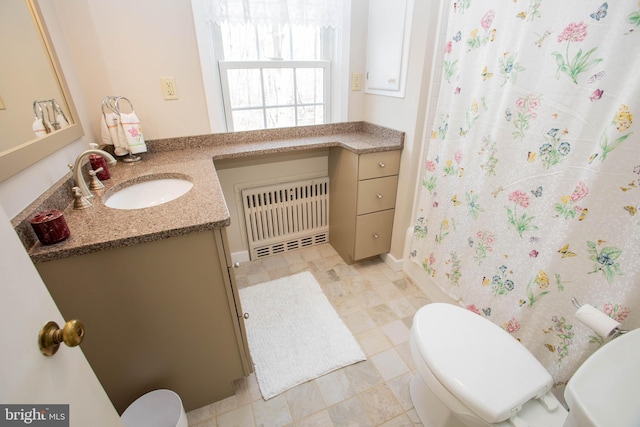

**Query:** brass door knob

left=39, top=319, right=85, bottom=356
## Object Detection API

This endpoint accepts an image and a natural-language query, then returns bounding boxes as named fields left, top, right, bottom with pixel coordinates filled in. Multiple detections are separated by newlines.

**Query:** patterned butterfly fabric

left=411, top=1, right=640, bottom=394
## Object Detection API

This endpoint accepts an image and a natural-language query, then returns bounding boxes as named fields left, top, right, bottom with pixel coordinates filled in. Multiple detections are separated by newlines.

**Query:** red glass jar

left=30, top=210, right=70, bottom=245
left=89, top=154, right=110, bottom=180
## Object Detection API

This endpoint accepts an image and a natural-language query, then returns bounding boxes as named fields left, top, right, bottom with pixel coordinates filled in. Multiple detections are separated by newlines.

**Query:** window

left=216, top=22, right=332, bottom=131
left=219, top=60, right=329, bottom=130
left=203, top=0, right=343, bottom=132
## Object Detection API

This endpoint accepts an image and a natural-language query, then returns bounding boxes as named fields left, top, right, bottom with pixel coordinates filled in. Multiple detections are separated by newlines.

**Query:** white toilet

left=121, top=389, right=188, bottom=427
left=409, top=303, right=640, bottom=427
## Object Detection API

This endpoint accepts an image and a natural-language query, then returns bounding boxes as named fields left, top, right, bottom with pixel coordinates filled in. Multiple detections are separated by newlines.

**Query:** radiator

left=242, top=177, right=329, bottom=259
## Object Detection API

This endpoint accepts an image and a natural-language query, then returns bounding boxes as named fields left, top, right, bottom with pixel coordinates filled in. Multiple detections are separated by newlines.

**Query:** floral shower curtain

left=410, top=1, right=640, bottom=392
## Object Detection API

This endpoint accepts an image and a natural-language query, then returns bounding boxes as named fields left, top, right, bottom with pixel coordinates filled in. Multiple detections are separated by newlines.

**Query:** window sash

left=219, top=60, right=331, bottom=131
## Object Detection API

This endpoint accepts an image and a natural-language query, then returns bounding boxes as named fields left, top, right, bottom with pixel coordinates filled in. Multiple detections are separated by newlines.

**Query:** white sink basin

left=564, top=328, right=640, bottom=426
left=104, top=177, right=193, bottom=210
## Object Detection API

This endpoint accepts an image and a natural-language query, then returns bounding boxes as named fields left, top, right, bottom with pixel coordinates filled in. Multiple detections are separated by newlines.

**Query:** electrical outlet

left=160, top=77, right=178, bottom=100
left=351, top=73, right=362, bottom=91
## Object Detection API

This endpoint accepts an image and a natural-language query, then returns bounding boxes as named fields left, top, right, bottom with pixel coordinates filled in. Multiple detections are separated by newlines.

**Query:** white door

left=0, top=206, right=123, bottom=426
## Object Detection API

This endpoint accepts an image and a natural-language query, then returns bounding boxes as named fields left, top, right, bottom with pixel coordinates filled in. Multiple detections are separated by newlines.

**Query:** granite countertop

left=16, top=122, right=404, bottom=263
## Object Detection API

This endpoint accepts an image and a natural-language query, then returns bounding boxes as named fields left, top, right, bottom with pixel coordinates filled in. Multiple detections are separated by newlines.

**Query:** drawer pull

left=376, top=193, right=384, bottom=199
left=373, top=233, right=380, bottom=238
left=378, top=162, right=386, bottom=168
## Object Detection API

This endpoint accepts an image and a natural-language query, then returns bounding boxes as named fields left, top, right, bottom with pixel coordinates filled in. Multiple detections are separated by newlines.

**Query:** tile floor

left=187, top=243, right=430, bottom=427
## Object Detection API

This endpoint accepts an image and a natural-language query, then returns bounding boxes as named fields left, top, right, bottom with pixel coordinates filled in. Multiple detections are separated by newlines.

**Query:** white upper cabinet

left=365, top=0, right=413, bottom=98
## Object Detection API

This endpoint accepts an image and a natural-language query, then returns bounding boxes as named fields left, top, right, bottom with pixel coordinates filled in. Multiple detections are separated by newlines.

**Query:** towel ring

left=32, top=100, right=51, bottom=134
left=101, top=96, right=120, bottom=125
left=52, top=99, right=69, bottom=125
left=33, top=100, right=44, bottom=120
left=44, top=101, right=60, bottom=130
left=114, top=96, right=134, bottom=116
left=100, top=96, right=112, bottom=121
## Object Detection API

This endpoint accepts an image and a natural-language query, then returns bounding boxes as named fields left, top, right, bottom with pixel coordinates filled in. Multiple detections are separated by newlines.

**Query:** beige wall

left=1, top=0, right=442, bottom=265
left=0, top=1, right=66, bottom=151
left=0, top=0, right=92, bottom=218
left=52, top=0, right=211, bottom=141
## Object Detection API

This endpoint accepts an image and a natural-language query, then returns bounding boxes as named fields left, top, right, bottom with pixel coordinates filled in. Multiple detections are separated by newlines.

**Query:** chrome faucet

left=72, top=149, right=117, bottom=198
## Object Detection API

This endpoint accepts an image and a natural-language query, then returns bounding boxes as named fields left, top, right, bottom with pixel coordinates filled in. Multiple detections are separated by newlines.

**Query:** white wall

left=346, top=0, right=368, bottom=122
left=1, top=0, right=442, bottom=267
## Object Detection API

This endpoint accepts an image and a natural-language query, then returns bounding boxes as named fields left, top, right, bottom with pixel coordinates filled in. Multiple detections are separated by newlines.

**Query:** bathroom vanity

left=35, top=228, right=248, bottom=413
left=16, top=122, right=403, bottom=413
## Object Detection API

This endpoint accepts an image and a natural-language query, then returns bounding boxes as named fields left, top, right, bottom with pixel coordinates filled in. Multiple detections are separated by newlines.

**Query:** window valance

left=207, top=0, right=344, bottom=28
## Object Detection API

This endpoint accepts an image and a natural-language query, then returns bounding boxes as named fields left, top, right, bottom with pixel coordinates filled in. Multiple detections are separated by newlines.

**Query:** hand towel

left=101, top=112, right=129, bottom=156
left=119, top=111, right=147, bottom=154
left=100, top=114, right=112, bottom=146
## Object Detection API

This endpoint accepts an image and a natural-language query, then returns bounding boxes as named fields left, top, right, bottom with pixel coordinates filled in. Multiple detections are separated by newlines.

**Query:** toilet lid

left=413, top=303, right=553, bottom=424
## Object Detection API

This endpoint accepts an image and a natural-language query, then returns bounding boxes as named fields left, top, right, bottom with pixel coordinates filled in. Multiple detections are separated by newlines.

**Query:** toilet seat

left=412, top=303, right=554, bottom=424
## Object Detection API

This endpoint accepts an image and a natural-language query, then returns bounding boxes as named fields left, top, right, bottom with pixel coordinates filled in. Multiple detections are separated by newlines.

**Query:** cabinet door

left=354, top=209, right=395, bottom=260
left=365, top=0, right=413, bottom=97
left=36, top=230, right=244, bottom=412
left=217, top=228, right=253, bottom=374
left=357, top=175, right=398, bottom=215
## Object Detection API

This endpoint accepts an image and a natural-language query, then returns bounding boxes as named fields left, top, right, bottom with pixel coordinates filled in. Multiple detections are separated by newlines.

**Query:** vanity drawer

left=358, top=151, right=401, bottom=180
left=354, top=209, right=395, bottom=260
left=357, top=175, right=398, bottom=215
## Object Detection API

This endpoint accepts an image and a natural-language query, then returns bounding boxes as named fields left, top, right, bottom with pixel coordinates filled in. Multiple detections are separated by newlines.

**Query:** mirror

left=0, top=0, right=83, bottom=182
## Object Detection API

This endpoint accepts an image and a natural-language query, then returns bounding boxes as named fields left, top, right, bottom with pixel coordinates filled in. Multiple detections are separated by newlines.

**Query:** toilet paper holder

left=39, top=319, right=85, bottom=356
left=571, top=298, right=629, bottom=339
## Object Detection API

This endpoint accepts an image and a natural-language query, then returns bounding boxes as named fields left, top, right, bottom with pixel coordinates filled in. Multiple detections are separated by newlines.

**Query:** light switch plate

left=351, top=73, right=362, bottom=91
left=160, top=77, right=178, bottom=100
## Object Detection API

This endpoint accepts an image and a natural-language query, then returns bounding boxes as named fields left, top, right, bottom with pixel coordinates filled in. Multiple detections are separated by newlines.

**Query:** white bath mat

left=239, top=271, right=366, bottom=400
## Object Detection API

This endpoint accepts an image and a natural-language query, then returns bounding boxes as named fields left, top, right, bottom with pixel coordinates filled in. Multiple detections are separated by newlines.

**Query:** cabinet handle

left=372, top=233, right=380, bottom=239
left=378, top=162, right=386, bottom=168
left=233, top=261, right=240, bottom=268
left=241, top=313, right=250, bottom=319
left=376, top=193, right=383, bottom=199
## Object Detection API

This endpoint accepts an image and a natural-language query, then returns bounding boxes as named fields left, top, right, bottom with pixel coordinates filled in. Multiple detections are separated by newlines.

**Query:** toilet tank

left=564, top=329, right=640, bottom=427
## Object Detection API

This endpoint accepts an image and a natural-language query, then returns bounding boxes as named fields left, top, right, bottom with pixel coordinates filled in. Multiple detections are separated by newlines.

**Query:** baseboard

left=380, top=252, right=404, bottom=272
left=402, top=259, right=457, bottom=305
